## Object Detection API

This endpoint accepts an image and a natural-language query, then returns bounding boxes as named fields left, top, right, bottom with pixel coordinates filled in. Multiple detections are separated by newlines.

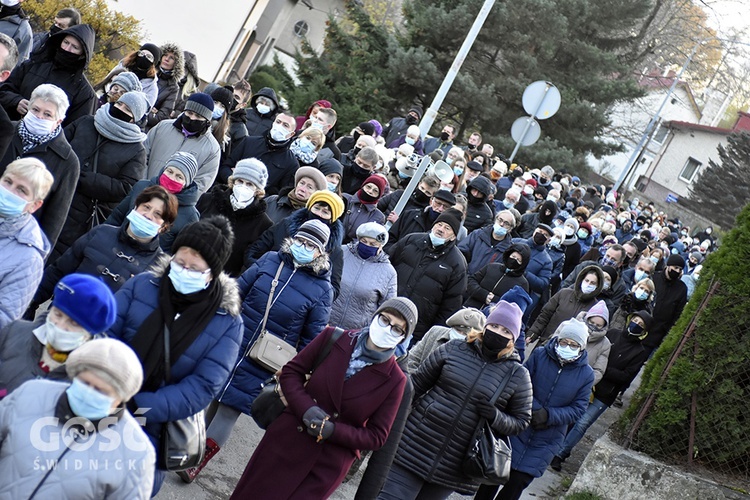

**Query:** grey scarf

left=93, top=104, right=147, bottom=144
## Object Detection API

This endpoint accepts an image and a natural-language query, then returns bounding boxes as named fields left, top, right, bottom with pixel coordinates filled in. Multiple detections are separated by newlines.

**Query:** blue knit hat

left=184, top=92, right=214, bottom=121
left=52, top=274, right=117, bottom=334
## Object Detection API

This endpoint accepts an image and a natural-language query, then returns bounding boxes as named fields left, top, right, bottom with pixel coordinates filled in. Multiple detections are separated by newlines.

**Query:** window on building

left=293, top=20, right=309, bottom=38
left=679, top=157, right=702, bottom=183
left=652, top=123, right=669, bottom=144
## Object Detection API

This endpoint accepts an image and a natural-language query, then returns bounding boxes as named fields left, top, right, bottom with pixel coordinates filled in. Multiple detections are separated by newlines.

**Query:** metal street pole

left=507, top=83, right=553, bottom=162
left=613, top=40, right=703, bottom=192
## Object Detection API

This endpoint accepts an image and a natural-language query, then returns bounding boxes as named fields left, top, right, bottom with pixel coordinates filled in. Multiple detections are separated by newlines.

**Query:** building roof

left=668, top=111, right=750, bottom=135
left=637, top=72, right=701, bottom=118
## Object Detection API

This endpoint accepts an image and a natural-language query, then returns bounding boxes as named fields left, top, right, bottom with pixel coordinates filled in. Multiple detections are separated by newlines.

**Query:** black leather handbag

left=159, top=325, right=206, bottom=471
left=251, top=327, right=344, bottom=430
left=463, top=363, right=519, bottom=484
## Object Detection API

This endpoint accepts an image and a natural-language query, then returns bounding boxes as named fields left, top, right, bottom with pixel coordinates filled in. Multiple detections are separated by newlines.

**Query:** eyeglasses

left=171, top=260, right=210, bottom=277
left=293, top=238, right=318, bottom=251
left=496, top=218, right=513, bottom=229
left=558, top=339, right=581, bottom=349
left=377, top=314, right=406, bottom=337
left=137, top=50, right=155, bottom=62
left=586, top=321, right=606, bottom=333
left=432, top=199, right=452, bottom=210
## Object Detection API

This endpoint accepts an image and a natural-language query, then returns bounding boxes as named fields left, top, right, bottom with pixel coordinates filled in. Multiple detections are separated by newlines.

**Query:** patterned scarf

left=289, top=138, right=318, bottom=165
left=18, top=120, right=61, bottom=153
left=345, top=329, right=394, bottom=379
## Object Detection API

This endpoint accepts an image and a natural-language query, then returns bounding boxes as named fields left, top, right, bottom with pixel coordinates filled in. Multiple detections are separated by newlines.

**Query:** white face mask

left=269, top=123, right=289, bottom=142
left=256, top=103, right=272, bottom=115
left=0, top=0, right=20, bottom=6
left=233, top=184, right=255, bottom=203
left=368, top=316, right=405, bottom=349
left=23, top=112, right=58, bottom=136
left=44, top=316, right=89, bottom=352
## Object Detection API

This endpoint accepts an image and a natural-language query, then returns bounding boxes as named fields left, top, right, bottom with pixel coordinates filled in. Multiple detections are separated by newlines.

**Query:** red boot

left=176, top=438, right=220, bottom=483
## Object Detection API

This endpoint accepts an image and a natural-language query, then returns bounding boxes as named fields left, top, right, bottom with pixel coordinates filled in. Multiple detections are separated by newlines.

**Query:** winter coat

left=382, top=116, right=410, bottom=146
left=387, top=233, right=468, bottom=339
left=645, top=271, right=688, bottom=350
left=562, top=238, right=581, bottom=279
left=340, top=156, right=374, bottom=195
left=106, top=176, right=200, bottom=251
left=0, top=317, right=47, bottom=396
left=464, top=243, right=531, bottom=309
left=222, top=132, right=299, bottom=195
left=0, top=379, right=155, bottom=499
left=329, top=242, right=397, bottom=330
left=610, top=293, right=653, bottom=332
left=561, top=261, right=629, bottom=309
left=230, top=327, right=406, bottom=499
left=217, top=248, right=332, bottom=414
left=394, top=340, right=532, bottom=494
left=0, top=9, right=32, bottom=63
left=263, top=189, right=299, bottom=225
left=512, top=236, right=553, bottom=296
left=0, top=124, right=79, bottom=250
left=595, top=327, right=650, bottom=406
left=144, top=118, right=221, bottom=195
left=385, top=206, right=436, bottom=253
left=196, top=185, right=273, bottom=277
left=51, top=115, right=147, bottom=261
left=244, top=87, right=279, bottom=137
left=527, top=265, right=605, bottom=343
left=458, top=225, right=514, bottom=275
left=146, top=72, right=179, bottom=130
left=423, top=137, right=454, bottom=157
left=245, top=208, right=345, bottom=298
left=341, top=193, right=385, bottom=244
left=510, top=341, right=594, bottom=477
left=34, top=223, right=163, bottom=306
left=0, top=213, right=49, bottom=329
left=0, top=25, right=96, bottom=126
left=406, top=325, right=452, bottom=373
left=583, top=329, right=610, bottom=385
left=108, top=257, right=243, bottom=450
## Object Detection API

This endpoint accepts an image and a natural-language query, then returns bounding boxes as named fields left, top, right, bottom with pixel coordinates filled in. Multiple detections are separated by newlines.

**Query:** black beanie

left=666, top=254, right=685, bottom=268
left=434, top=208, right=462, bottom=236
left=211, top=86, right=234, bottom=113
left=172, top=216, right=235, bottom=275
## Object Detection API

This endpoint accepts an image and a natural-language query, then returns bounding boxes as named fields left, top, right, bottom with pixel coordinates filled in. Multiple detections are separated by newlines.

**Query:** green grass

left=566, top=491, right=604, bottom=500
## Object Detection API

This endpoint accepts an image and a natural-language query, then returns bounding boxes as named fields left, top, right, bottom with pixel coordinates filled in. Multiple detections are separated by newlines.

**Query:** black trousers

left=473, top=469, right=535, bottom=500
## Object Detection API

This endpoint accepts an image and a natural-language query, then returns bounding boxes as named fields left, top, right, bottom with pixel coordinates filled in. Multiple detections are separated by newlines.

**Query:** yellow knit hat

left=306, top=190, right=345, bottom=222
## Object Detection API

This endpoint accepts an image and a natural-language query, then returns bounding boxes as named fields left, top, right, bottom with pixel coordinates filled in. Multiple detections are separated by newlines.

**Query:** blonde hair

left=465, top=328, right=485, bottom=344
left=299, top=127, right=325, bottom=151
left=633, top=277, right=655, bottom=294
left=4, top=158, right=54, bottom=200
left=227, top=176, right=265, bottom=199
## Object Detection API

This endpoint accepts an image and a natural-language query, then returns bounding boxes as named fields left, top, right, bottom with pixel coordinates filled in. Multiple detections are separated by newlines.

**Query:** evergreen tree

left=389, top=0, right=651, bottom=165
left=688, top=131, right=750, bottom=229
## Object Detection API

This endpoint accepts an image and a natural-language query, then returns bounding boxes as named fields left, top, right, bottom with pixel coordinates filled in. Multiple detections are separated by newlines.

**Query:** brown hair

left=134, top=185, right=178, bottom=230
left=121, top=51, right=156, bottom=79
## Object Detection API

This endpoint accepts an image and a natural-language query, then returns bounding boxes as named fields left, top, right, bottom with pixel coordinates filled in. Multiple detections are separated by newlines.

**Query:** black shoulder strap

left=489, top=362, right=519, bottom=406
left=311, top=327, right=344, bottom=372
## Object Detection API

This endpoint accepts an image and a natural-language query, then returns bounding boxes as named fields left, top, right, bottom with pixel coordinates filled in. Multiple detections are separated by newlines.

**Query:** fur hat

left=66, top=339, right=144, bottom=402
left=172, top=216, right=234, bottom=275
left=375, top=297, right=419, bottom=337
left=306, top=191, right=345, bottom=222
left=446, top=307, right=486, bottom=332
left=295, top=166, right=327, bottom=192
left=233, top=158, right=268, bottom=189
left=486, top=300, right=524, bottom=341
left=184, top=92, right=214, bottom=121
left=294, top=219, right=330, bottom=252
left=52, top=274, right=117, bottom=335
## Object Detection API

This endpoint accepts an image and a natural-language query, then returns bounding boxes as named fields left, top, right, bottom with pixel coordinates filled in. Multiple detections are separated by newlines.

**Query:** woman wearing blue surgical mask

left=28, top=186, right=177, bottom=318
left=209, top=86, right=234, bottom=157
left=106, top=216, right=243, bottom=496
left=0, top=158, right=53, bottom=330
left=608, top=277, right=654, bottom=332
left=0, top=273, right=117, bottom=397
left=185, top=219, right=334, bottom=483
left=330, top=222, right=397, bottom=331
left=289, top=127, right=325, bottom=167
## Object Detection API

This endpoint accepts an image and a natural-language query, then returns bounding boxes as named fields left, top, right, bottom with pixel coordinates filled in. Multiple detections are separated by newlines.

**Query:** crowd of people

left=0, top=7, right=719, bottom=499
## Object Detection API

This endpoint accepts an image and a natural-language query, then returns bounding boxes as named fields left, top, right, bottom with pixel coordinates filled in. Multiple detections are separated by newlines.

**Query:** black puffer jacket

left=464, top=242, right=531, bottom=308
left=244, top=87, right=278, bottom=137
left=196, top=185, right=273, bottom=277
left=219, top=132, right=299, bottom=195
left=50, top=115, right=147, bottom=261
left=384, top=206, right=436, bottom=253
left=0, top=24, right=96, bottom=127
left=394, top=340, right=532, bottom=494
left=464, top=176, right=495, bottom=233
left=387, top=232, right=467, bottom=339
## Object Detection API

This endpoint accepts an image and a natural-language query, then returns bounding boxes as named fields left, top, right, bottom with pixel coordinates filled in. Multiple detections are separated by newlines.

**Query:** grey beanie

left=356, top=222, right=388, bottom=246
left=184, top=92, right=214, bottom=121
left=295, top=219, right=330, bottom=252
left=556, top=318, right=589, bottom=349
left=295, top=166, right=327, bottom=192
left=233, top=158, right=268, bottom=188
left=111, top=71, right=142, bottom=93
left=375, top=297, right=419, bottom=337
left=66, top=338, right=144, bottom=402
left=446, top=307, right=486, bottom=332
left=164, top=151, right=198, bottom=186
left=117, top=91, right=150, bottom=121
left=564, top=217, right=580, bottom=233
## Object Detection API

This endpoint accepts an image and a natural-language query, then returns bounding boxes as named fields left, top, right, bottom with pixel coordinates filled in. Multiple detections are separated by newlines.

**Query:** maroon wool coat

left=231, top=327, right=407, bottom=500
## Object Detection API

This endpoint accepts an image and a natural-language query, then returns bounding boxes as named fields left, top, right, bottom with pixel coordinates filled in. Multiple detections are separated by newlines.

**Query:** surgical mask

left=327, top=182, right=338, bottom=192
left=298, top=137, right=316, bottom=154
left=398, top=171, right=410, bottom=179
left=0, top=185, right=28, bottom=218
left=256, top=103, right=271, bottom=115
left=577, top=229, right=589, bottom=239
left=66, top=378, right=116, bottom=421
left=581, top=283, right=597, bottom=294
left=429, top=231, right=446, bottom=247
left=453, top=166, right=463, bottom=176
left=23, top=112, right=58, bottom=136
left=168, top=261, right=209, bottom=294
left=159, top=173, right=184, bottom=194
left=493, top=224, right=507, bottom=238
left=649, top=256, right=660, bottom=265
left=602, top=280, right=611, bottom=291
left=269, top=123, right=289, bottom=142
left=232, top=184, right=255, bottom=204
left=555, top=344, right=581, bottom=360
left=368, top=316, right=405, bottom=349
left=523, top=186, right=534, bottom=195
left=634, top=288, right=649, bottom=301
left=212, top=107, right=225, bottom=120
left=502, top=199, right=515, bottom=209
left=126, top=209, right=160, bottom=239
left=310, top=122, right=326, bottom=132
left=405, top=137, right=416, bottom=146
left=634, top=269, right=647, bottom=282
left=549, top=237, right=562, bottom=248
left=546, top=195, right=557, bottom=202
left=628, top=321, right=644, bottom=336
left=290, top=241, right=315, bottom=264
left=45, top=317, right=89, bottom=352
left=449, top=328, right=465, bottom=341
left=564, top=226, right=575, bottom=236
left=445, top=157, right=454, bottom=166
left=356, top=241, right=379, bottom=259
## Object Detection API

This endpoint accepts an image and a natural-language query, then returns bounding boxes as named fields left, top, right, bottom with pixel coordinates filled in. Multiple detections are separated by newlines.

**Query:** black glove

left=531, top=408, right=549, bottom=429
left=302, top=406, right=328, bottom=428
left=476, top=400, right=497, bottom=421
left=23, top=302, right=39, bottom=321
left=305, top=418, right=335, bottom=440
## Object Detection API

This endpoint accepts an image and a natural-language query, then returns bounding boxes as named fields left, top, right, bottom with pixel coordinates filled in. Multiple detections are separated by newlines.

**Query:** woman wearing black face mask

left=379, top=300, right=532, bottom=499
left=95, top=43, right=161, bottom=110
left=465, top=243, right=531, bottom=309
left=50, top=90, right=150, bottom=264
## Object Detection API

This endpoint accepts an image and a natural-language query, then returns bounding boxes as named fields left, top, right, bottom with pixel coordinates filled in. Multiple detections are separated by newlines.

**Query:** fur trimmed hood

left=146, top=254, right=241, bottom=317
left=158, top=41, right=185, bottom=81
